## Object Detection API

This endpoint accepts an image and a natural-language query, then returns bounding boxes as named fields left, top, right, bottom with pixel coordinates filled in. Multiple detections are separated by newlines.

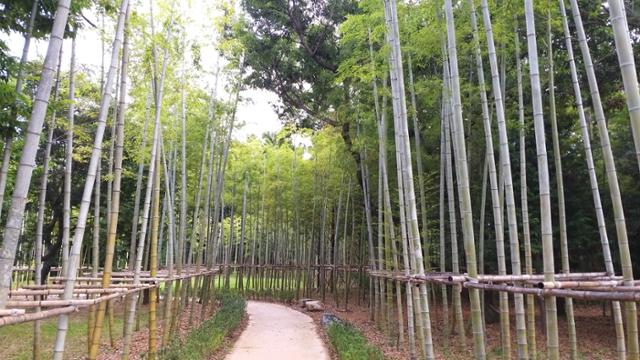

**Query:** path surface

left=225, top=301, right=330, bottom=360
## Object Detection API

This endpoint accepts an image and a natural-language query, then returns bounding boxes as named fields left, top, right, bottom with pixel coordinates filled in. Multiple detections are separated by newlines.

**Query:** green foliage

left=238, top=0, right=357, bottom=127
left=0, top=0, right=93, bottom=38
left=326, top=322, right=384, bottom=360
left=160, top=293, right=246, bottom=360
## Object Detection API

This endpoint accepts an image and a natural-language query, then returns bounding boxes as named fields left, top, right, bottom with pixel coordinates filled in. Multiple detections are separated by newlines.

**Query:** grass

left=160, top=292, right=246, bottom=360
left=327, top=322, right=385, bottom=360
left=214, top=273, right=300, bottom=303
left=0, top=303, right=149, bottom=360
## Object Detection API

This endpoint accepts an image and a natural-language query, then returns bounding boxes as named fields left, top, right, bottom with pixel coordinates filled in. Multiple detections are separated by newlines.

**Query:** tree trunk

left=604, top=1, right=640, bottom=355
left=383, top=0, right=436, bottom=357
left=444, top=1, right=485, bottom=357
left=87, top=11, right=129, bottom=358
left=0, top=0, right=39, bottom=223
left=439, top=112, right=450, bottom=349
left=469, top=2, right=512, bottom=355
left=61, top=34, right=76, bottom=278
left=559, top=1, right=626, bottom=356
left=607, top=0, right=640, bottom=172
left=0, top=0, right=71, bottom=309
left=128, top=89, right=152, bottom=270
left=51, top=1, right=129, bottom=357
left=523, top=1, right=559, bottom=358
left=32, top=47, right=62, bottom=360
left=443, top=58, right=466, bottom=347
left=407, top=51, right=429, bottom=269
left=547, top=10, right=577, bottom=358
left=515, top=19, right=538, bottom=360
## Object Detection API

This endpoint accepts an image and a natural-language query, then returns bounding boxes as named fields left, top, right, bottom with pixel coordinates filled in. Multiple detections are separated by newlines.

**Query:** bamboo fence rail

left=368, top=270, right=640, bottom=302
left=0, top=267, right=219, bottom=327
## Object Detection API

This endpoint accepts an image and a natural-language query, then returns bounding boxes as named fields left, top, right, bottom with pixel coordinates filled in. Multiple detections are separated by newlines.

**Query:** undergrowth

left=327, top=322, right=385, bottom=360
left=160, top=292, right=246, bottom=360
left=244, top=288, right=297, bottom=303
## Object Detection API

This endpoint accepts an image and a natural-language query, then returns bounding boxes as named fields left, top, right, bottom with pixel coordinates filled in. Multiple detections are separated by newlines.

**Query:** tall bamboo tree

left=607, top=0, right=640, bottom=171
left=62, top=34, right=76, bottom=278
left=383, top=0, right=435, bottom=357
left=468, top=1, right=511, bottom=354
left=558, top=1, right=625, bottom=356
left=52, top=1, right=130, bottom=357
left=407, top=51, right=429, bottom=266
left=515, top=20, right=537, bottom=360
left=443, top=55, right=466, bottom=347
left=546, top=9, right=577, bottom=358
left=128, top=89, right=152, bottom=271
left=0, top=0, right=72, bottom=309
left=523, top=1, right=559, bottom=357
left=87, top=9, right=129, bottom=358
left=0, top=0, right=40, bottom=223
left=568, top=0, right=638, bottom=356
left=32, top=45, right=63, bottom=360
left=444, top=0, right=486, bottom=357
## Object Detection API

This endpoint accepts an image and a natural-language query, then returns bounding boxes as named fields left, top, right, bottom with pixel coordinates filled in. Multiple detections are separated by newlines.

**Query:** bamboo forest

left=2, top=0, right=640, bottom=359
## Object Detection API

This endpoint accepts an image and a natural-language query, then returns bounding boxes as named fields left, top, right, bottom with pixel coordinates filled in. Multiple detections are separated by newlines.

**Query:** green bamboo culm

left=523, top=1, right=560, bottom=358
left=444, top=0, right=486, bottom=358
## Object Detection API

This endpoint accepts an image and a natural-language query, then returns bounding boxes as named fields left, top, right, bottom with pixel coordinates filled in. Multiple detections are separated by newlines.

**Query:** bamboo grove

left=1, top=0, right=640, bottom=359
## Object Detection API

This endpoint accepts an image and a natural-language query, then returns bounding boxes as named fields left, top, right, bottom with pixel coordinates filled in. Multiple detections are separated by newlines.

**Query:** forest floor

left=225, top=301, right=330, bottom=360
left=0, top=296, right=217, bottom=360
left=96, top=299, right=217, bottom=360
left=0, top=284, right=624, bottom=359
left=300, top=292, right=620, bottom=359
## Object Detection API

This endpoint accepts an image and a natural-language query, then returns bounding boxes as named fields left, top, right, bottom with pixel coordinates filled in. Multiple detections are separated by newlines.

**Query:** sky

left=2, top=0, right=283, bottom=141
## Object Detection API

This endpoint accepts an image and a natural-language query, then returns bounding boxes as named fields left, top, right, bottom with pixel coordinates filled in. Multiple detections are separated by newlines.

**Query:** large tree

left=239, top=0, right=356, bottom=127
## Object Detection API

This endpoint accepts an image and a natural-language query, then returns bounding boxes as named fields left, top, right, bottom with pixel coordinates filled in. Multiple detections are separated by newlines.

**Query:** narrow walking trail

left=225, top=301, right=330, bottom=360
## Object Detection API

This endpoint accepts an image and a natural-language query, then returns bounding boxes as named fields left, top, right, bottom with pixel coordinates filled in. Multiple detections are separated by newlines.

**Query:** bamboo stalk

left=32, top=40, right=64, bottom=360
left=88, top=9, right=130, bottom=357
left=52, top=1, right=130, bottom=357
left=468, top=1, right=512, bottom=355
left=568, top=0, right=637, bottom=356
left=149, top=122, right=162, bottom=360
left=547, top=8, right=578, bottom=357
left=444, top=1, right=485, bottom=356
left=558, top=1, right=626, bottom=355
left=382, top=2, right=419, bottom=357
left=443, top=57, right=467, bottom=348
left=523, top=1, right=560, bottom=357
left=0, top=0, right=72, bottom=310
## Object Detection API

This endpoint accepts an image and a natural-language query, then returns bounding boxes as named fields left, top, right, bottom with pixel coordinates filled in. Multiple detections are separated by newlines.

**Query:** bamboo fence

left=0, top=267, right=219, bottom=327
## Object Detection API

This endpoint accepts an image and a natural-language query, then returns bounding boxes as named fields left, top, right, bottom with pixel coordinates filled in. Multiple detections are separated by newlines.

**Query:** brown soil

left=298, top=293, right=620, bottom=360
left=299, top=295, right=408, bottom=360
left=97, top=298, right=217, bottom=360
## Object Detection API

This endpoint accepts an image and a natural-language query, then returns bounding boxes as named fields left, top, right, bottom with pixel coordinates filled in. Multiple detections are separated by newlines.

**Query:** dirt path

left=225, top=301, right=330, bottom=360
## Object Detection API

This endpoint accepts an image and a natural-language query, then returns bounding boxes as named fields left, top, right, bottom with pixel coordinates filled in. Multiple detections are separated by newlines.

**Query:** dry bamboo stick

left=537, top=280, right=625, bottom=289
left=7, top=286, right=153, bottom=308
left=0, top=306, right=78, bottom=327
left=22, top=284, right=147, bottom=290
left=463, top=282, right=640, bottom=302
left=10, top=288, right=129, bottom=296
left=449, top=273, right=613, bottom=283
left=0, top=308, right=26, bottom=316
